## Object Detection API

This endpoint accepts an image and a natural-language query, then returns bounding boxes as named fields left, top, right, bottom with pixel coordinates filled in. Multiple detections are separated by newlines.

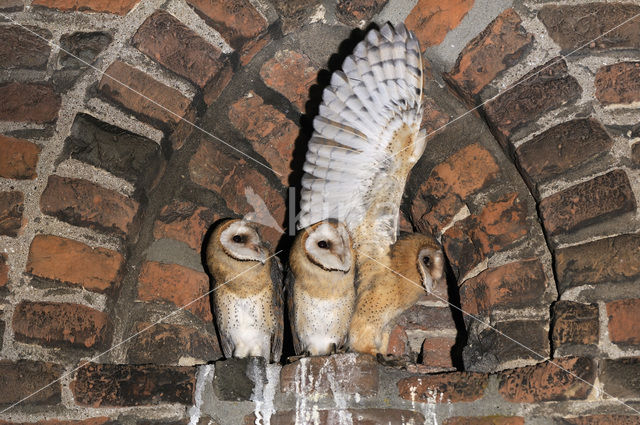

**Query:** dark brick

left=556, top=415, right=640, bottom=425
left=0, top=0, right=23, bottom=11
left=0, top=134, right=41, bottom=180
left=214, top=357, right=264, bottom=401
left=336, top=0, right=388, bottom=27
left=244, top=409, right=425, bottom=425
left=0, top=82, right=61, bottom=123
left=26, top=234, right=124, bottom=293
left=259, top=50, right=317, bottom=112
left=556, top=233, right=640, bottom=293
left=63, top=113, right=163, bottom=190
left=607, top=299, right=640, bottom=346
left=0, top=191, right=24, bottom=237
left=0, top=253, right=7, bottom=288
left=40, top=175, right=139, bottom=238
left=600, top=357, right=640, bottom=399
left=0, top=360, right=62, bottom=406
left=71, top=363, right=195, bottom=406
left=445, top=418, right=524, bottom=425
left=405, top=0, right=474, bottom=48
left=54, top=32, right=112, bottom=91
left=0, top=418, right=112, bottom=425
left=552, top=301, right=599, bottom=347
left=270, top=0, right=317, bottom=34
left=0, top=25, right=51, bottom=70
left=595, top=62, right=640, bottom=107
left=12, top=301, right=112, bottom=350
left=498, top=357, right=594, bottom=402
left=421, top=336, right=456, bottom=369
left=445, top=9, right=533, bottom=101
left=128, top=322, right=222, bottom=364
left=516, top=118, right=613, bottom=187
left=633, top=142, right=640, bottom=167
left=31, top=0, right=140, bottom=14
left=540, top=169, right=636, bottom=236
left=398, top=371, right=488, bottom=403
left=483, top=58, right=581, bottom=144
left=539, top=3, right=640, bottom=53
left=395, top=304, right=456, bottom=331
left=153, top=200, right=219, bottom=252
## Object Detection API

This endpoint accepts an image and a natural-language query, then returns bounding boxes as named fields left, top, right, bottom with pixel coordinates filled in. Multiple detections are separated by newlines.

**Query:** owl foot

left=375, top=353, right=414, bottom=369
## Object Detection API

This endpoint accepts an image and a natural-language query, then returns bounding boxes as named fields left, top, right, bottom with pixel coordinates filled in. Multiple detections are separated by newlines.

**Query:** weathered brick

left=421, top=336, right=456, bottom=369
left=12, top=301, right=111, bottom=350
left=405, top=0, right=474, bottom=48
left=0, top=418, right=112, bottom=425
left=607, top=298, right=640, bottom=346
left=0, top=360, right=62, bottom=406
left=0, top=134, right=41, bottom=180
left=228, top=92, right=297, bottom=183
left=71, top=363, right=195, bottom=406
left=445, top=9, right=533, bottom=101
left=260, top=50, right=318, bottom=112
left=460, top=258, right=547, bottom=316
left=539, top=3, right=640, bottom=53
left=0, top=191, right=25, bottom=237
left=26, top=234, right=124, bottom=293
left=0, top=253, right=8, bottom=288
left=556, top=233, right=640, bottom=293
left=54, top=32, right=112, bottom=91
left=0, top=25, right=51, bottom=70
left=398, top=371, right=487, bottom=403
left=153, top=200, right=219, bottom=252
left=395, top=304, right=456, bottom=331
left=336, top=0, right=388, bottom=27
left=0, top=0, right=23, bottom=11
left=213, top=357, right=263, bottom=401
left=516, top=118, right=613, bottom=187
left=633, top=142, right=640, bottom=167
left=63, top=113, right=163, bottom=190
left=595, top=62, right=640, bottom=107
left=539, top=170, right=636, bottom=236
left=270, top=0, right=317, bottom=34
left=498, top=357, right=594, bottom=402
left=445, top=417, right=524, bottom=425
left=0, top=82, right=61, bottom=123
left=556, top=415, right=640, bottom=425
left=386, top=325, right=409, bottom=357
left=132, top=11, right=226, bottom=88
left=552, top=301, right=599, bottom=347
left=137, top=261, right=212, bottom=322
left=98, top=61, right=192, bottom=126
left=483, top=58, right=581, bottom=144
left=40, top=175, right=139, bottom=238
left=281, top=354, right=378, bottom=396
left=31, top=0, right=140, bottom=14
left=600, top=357, right=640, bottom=399
left=128, top=322, right=222, bottom=365
left=244, top=409, right=425, bottom=425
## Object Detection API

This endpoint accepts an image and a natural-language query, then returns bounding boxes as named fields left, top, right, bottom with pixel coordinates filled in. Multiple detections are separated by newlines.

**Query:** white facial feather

left=220, top=221, right=267, bottom=263
left=416, top=247, right=443, bottom=293
left=304, top=223, right=351, bottom=272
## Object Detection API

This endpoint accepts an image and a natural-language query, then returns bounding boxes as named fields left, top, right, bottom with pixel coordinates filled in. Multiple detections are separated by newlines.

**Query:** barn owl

left=205, top=219, right=283, bottom=362
left=286, top=220, right=355, bottom=356
left=297, top=23, right=444, bottom=356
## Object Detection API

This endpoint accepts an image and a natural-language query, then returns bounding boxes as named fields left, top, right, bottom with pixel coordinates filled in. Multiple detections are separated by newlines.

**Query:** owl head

left=298, top=220, right=353, bottom=272
left=391, top=233, right=444, bottom=293
left=212, top=218, right=268, bottom=264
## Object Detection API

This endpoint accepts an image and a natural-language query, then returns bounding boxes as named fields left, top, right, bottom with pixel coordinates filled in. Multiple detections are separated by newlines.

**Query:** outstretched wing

left=269, top=257, right=284, bottom=363
left=298, top=23, right=425, bottom=258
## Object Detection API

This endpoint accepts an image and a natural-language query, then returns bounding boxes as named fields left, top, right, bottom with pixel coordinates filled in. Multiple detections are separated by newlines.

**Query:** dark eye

left=232, top=234, right=245, bottom=243
left=317, top=240, right=329, bottom=249
left=422, top=256, right=431, bottom=267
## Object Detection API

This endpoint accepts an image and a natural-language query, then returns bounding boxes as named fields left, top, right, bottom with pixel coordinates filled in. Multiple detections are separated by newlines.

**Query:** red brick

left=260, top=50, right=317, bottom=112
left=595, top=62, right=640, bottom=107
left=280, top=354, right=378, bottom=396
left=539, top=3, right=640, bottom=52
left=516, top=118, right=613, bottom=187
left=0, top=134, right=41, bottom=179
left=71, top=363, right=195, bottom=407
left=31, top=0, right=140, bottom=14
left=0, top=191, right=25, bottom=237
left=445, top=9, right=533, bottom=101
left=460, top=258, right=547, bottom=316
left=421, top=336, right=456, bottom=369
left=600, top=357, right=640, bottom=399
left=0, top=360, right=62, bottom=406
left=137, top=261, right=212, bottom=322
left=559, top=415, right=640, bottom=425
left=405, top=0, right=474, bottom=48
left=0, top=253, right=8, bottom=288
left=445, top=418, right=524, bottom=425
left=398, top=371, right=487, bottom=403
left=386, top=325, right=408, bottom=356
left=498, top=357, right=594, bottom=402
left=0, top=419, right=111, bottom=425
left=539, top=170, right=636, bottom=236
left=12, top=301, right=112, bottom=349
left=228, top=92, right=297, bottom=183
left=132, top=11, right=226, bottom=88
left=98, top=61, right=192, bottom=126
left=0, top=25, right=51, bottom=70
left=420, top=95, right=451, bottom=134
left=244, top=409, right=425, bottom=425
left=552, top=301, right=599, bottom=347
left=607, top=298, right=640, bottom=346
left=26, top=234, right=124, bottom=293
left=336, top=0, right=388, bottom=27
left=0, top=82, right=61, bottom=123
left=40, top=175, right=139, bottom=238
left=153, top=200, right=218, bottom=252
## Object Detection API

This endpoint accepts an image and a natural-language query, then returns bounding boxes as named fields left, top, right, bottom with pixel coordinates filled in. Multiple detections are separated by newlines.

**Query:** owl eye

left=317, top=240, right=329, bottom=249
left=422, top=256, right=431, bottom=267
left=232, top=234, right=245, bottom=244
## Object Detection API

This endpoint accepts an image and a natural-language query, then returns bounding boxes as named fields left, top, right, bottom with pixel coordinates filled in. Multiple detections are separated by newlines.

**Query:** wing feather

left=269, top=257, right=284, bottom=363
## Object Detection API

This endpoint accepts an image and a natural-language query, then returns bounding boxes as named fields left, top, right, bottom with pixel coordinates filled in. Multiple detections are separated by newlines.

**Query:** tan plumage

left=206, top=219, right=283, bottom=362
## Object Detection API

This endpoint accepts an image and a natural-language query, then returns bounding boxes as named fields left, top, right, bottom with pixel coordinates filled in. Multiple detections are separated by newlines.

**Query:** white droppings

left=309, top=4, right=326, bottom=24
left=188, top=364, right=214, bottom=425
left=249, top=362, right=278, bottom=425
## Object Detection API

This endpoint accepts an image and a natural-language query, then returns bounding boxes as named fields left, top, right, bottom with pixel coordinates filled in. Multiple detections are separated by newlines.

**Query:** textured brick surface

left=0, top=253, right=8, bottom=288
left=0, top=82, right=61, bottom=123
left=137, top=261, right=212, bottom=322
left=71, top=363, right=195, bottom=406
left=595, top=62, right=640, bottom=107
left=245, top=409, right=425, bottom=425
left=445, top=418, right=524, bottom=425
left=607, top=299, right=640, bottom=346
left=336, top=0, right=388, bottom=26
left=498, top=357, right=594, bottom=402
left=398, top=371, right=488, bottom=403
left=552, top=301, right=599, bottom=347
left=0, top=360, right=62, bottom=406
left=40, top=175, right=139, bottom=238
left=0, top=135, right=41, bottom=180
left=0, top=419, right=111, bottom=425
left=421, top=336, right=456, bottom=369
left=0, top=191, right=25, bottom=237
left=600, top=357, right=640, bottom=399
left=0, top=25, right=51, bottom=70
left=26, top=234, right=124, bottom=293
left=260, top=50, right=317, bottom=112
left=12, top=301, right=112, bottom=349
left=153, top=200, right=219, bottom=252
left=556, top=415, right=640, bottom=425
left=0, top=0, right=23, bottom=10
left=54, top=31, right=112, bottom=91
left=32, top=0, right=140, bottom=14
left=405, top=0, right=474, bottom=48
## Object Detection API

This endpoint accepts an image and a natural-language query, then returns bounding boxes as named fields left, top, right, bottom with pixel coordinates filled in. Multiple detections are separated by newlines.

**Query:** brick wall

left=1, top=0, right=639, bottom=423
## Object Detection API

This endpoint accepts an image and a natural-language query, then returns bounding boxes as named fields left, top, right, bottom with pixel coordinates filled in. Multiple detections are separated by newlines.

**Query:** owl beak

left=251, top=243, right=268, bottom=264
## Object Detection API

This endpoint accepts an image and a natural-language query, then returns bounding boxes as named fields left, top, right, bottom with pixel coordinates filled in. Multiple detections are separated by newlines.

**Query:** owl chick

left=348, top=233, right=444, bottom=356
left=205, top=219, right=283, bottom=362
left=286, top=220, right=355, bottom=356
